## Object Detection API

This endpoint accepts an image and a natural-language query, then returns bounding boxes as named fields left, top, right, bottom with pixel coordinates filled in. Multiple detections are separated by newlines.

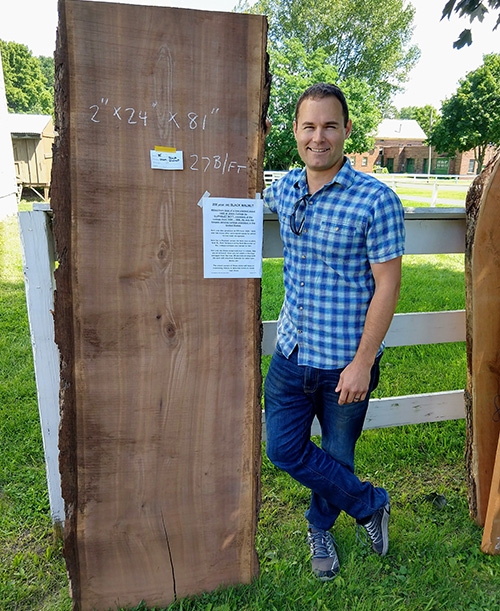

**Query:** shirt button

left=300, top=282, right=305, bottom=286
left=299, top=306, right=303, bottom=310
left=298, top=330, right=303, bottom=334
left=302, top=255, right=306, bottom=259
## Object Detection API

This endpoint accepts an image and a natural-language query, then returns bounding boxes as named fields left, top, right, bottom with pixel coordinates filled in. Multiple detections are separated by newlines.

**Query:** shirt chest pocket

left=314, top=219, right=366, bottom=273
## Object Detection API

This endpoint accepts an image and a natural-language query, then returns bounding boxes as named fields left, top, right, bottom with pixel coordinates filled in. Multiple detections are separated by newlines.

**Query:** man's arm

left=335, top=256, right=402, bottom=405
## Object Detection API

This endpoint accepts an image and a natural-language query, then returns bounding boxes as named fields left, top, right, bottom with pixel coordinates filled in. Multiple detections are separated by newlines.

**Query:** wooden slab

left=465, top=154, right=500, bottom=526
left=51, top=1, right=269, bottom=609
left=481, top=432, right=500, bottom=554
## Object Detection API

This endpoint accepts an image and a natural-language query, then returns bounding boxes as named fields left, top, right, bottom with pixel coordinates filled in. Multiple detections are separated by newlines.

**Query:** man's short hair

left=295, top=83, right=350, bottom=127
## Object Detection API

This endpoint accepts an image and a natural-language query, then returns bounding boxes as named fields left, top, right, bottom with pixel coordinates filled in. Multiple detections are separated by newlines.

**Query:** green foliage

left=236, top=0, right=420, bottom=169
left=442, top=0, right=500, bottom=48
left=0, top=40, right=54, bottom=114
left=430, top=53, right=500, bottom=172
left=264, top=40, right=381, bottom=169
left=38, top=55, right=55, bottom=92
left=238, top=0, right=420, bottom=106
left=398, top=105, right=439, bottom=140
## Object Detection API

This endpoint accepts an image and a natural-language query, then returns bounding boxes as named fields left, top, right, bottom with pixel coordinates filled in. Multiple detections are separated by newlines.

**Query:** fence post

left=431, top=182, right=438, bottom=207
left=18, top=206, right=64, bottom=529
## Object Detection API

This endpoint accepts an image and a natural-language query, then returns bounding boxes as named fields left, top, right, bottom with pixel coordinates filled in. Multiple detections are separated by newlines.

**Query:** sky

left=0, top=0, right=498, bottom=110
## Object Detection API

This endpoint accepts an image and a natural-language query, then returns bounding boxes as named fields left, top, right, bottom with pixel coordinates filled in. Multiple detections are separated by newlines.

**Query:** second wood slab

left=465, top=154, right=500, bottom=526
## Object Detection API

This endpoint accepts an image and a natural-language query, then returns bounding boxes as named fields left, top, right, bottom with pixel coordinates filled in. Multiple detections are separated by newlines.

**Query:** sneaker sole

left=377, top=506, right=390, bottom=556
left=313, top=569, right=339, bottom=582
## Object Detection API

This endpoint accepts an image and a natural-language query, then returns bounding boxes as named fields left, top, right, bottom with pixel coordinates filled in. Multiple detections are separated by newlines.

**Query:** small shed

left=8, top=114, right=54, bottom=200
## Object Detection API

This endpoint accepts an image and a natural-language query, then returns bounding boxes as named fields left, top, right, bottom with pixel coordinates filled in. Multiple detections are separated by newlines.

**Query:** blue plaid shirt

left=264, top=159, right=405, bottom=369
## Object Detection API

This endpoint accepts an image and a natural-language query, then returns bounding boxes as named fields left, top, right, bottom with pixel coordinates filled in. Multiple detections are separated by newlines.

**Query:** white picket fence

left=18, top=200, right=467, bottom=525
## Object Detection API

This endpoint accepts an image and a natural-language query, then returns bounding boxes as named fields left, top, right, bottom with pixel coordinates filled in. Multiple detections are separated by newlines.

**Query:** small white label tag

left=150, top=150, right=184, bottom=170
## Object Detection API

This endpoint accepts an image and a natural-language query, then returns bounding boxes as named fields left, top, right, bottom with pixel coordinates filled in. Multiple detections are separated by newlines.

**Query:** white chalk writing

left=88, top=98, right=220, bottom=131
left=189, top=153, right=246, bottom=174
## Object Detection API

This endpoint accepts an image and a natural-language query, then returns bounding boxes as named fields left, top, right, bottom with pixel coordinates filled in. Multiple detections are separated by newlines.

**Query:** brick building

left=349, top=118, right=496, bottom=176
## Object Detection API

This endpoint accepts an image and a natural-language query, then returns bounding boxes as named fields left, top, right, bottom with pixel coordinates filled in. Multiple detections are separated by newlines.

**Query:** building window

left=350, top=157, right=356, bottom=166
left=361, top=157, right=368, bottom=167
left=468, top=159, right=476, bottom=173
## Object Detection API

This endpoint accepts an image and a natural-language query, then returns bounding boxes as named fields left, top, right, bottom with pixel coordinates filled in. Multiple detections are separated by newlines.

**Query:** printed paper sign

left=202, top=197, right=263, bottom=279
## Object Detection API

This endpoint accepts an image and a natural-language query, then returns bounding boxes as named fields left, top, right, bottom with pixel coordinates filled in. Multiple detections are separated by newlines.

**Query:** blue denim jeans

left=264, top=344, right=388, bottom=531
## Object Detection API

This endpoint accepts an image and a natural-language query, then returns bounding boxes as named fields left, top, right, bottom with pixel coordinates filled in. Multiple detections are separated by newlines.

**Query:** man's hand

left=335, top=360, right=371, bottom=405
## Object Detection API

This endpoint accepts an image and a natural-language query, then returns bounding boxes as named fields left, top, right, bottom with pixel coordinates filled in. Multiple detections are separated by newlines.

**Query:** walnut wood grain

left=52, top=1, right=269, bottom=608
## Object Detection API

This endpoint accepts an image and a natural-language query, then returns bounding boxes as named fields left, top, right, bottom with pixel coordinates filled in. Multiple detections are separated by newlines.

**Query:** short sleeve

left=366, top=188, right=406, bottom=263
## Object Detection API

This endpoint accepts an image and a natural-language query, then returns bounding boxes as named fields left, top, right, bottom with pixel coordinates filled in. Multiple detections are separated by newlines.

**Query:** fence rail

left=262, top=205, right=466, bottom=436
left=264, top=171, right=472, bottom=207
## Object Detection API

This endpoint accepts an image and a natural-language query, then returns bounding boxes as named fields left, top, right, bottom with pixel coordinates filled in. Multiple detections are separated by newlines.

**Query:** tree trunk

left=51, top=1, right=269, bottom=609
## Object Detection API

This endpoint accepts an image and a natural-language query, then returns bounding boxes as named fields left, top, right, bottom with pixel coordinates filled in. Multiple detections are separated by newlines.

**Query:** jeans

left=264, top=344, right=388, bottom=531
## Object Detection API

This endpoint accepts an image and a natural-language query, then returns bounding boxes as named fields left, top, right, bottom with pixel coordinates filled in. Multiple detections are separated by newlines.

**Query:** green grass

left=396, top=187, right=467, bottom=202
left=2, top=210, right=498, bottom=611
left=159, top=429, right=499, bottom=611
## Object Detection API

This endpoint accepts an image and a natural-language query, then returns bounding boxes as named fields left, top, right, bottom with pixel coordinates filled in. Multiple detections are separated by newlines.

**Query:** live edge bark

left=465, top=153, right=500, bottom=530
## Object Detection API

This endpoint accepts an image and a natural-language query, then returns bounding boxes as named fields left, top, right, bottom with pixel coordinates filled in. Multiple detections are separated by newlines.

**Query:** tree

left=441, top=0, right=500, bottom=48
left=430, top=53, right=500, bottom=172
left=398, top=105, right=439, bottom=140
left=38, top=55, right=55, bottom=92
left=237, top=0, right=420, bottom=106
left=236, top=0, right=419, bottom=169
left=264, top=40, right=381, bottom=169
left=0, top=40, right=53, bottom=114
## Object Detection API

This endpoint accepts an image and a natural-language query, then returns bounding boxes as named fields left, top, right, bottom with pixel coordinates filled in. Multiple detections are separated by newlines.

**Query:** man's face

left=293, top=96, right=352, bottom=176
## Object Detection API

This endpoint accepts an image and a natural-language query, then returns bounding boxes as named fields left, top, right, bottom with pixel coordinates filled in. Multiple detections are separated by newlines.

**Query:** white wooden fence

left=264, top=171, right=472, bottom=207
left=263, top=205, right=466, bottom=436
left=18, top=204, right=63, bottom=524
left=18, top=197, right=467, bottom=524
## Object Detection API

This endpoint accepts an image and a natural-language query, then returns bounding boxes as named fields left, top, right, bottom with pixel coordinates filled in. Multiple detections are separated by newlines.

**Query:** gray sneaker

left=357, top=502, right=390, bottom=556
left=307, top=528, right=340, bottom=581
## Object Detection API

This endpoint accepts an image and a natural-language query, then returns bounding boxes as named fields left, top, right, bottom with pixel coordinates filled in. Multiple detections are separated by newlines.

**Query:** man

left=263, top=83, right=405, bottom=580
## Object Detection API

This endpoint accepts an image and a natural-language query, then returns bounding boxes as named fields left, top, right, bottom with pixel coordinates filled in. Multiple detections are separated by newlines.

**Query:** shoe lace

left=308, top=531, right=335, bottom=558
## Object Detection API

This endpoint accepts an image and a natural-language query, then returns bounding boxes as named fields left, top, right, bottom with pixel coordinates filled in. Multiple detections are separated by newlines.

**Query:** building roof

left=376, top=118, right=427, bottom=141
left=8, top=113, right=53, bottom=137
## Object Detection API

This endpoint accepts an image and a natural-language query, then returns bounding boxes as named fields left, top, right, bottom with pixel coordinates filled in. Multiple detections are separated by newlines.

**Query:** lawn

left=1, top=208, right=499, bottom=611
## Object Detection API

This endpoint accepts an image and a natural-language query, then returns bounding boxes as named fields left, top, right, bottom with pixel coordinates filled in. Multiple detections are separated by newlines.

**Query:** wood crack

left=160, top=509, right=177, bottom=601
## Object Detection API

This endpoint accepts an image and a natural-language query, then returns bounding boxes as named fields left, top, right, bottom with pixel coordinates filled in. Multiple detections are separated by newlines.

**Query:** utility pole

left=428, top=107, right=433, bottom=179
